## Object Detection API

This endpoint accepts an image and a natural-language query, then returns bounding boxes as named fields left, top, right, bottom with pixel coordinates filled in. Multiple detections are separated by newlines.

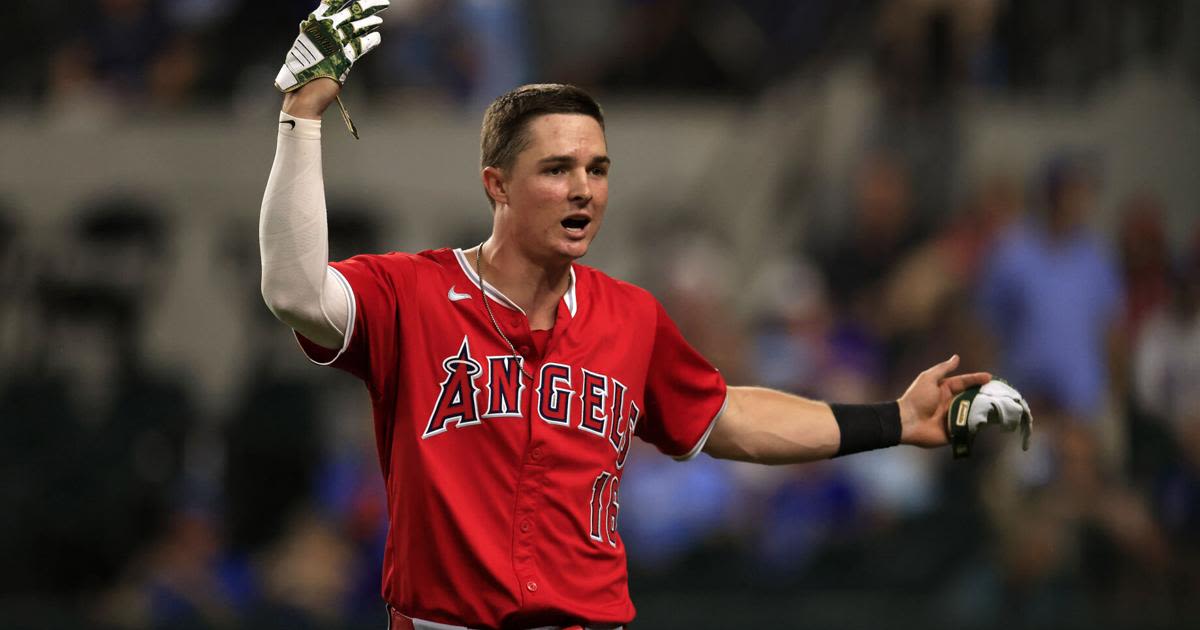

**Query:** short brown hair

left=480, top=84, right=605, bottom=203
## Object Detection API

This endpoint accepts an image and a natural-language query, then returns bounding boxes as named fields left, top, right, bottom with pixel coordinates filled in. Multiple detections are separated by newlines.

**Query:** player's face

left=497, top=113, right=609, bottom=263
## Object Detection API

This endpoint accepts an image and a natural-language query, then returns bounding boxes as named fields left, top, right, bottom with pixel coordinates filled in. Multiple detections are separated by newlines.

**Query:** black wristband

left=830, top=402, right=903, bottom=457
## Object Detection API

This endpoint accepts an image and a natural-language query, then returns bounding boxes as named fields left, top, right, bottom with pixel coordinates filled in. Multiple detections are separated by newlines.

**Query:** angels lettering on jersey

left=424, top=335, right=638, bottom=468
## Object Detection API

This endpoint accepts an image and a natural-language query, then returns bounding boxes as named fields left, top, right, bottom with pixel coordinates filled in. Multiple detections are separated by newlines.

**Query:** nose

left=569, top=168, right=591, bottom=206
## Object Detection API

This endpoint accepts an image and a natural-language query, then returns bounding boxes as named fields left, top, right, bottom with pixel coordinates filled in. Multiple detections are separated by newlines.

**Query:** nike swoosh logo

left=280, top=119, right=296, bottom=129
left=448, top=286, right=472, bottom=302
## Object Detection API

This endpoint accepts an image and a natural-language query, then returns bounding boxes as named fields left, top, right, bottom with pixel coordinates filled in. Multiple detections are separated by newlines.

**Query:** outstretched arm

left=703, top=355, right=991, bottom=464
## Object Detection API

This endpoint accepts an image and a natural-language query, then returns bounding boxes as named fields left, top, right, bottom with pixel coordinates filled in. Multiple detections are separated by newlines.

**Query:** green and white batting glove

left=275, top=0, right=390, bottom=138
left=946, top=379, right=1033, bottom=459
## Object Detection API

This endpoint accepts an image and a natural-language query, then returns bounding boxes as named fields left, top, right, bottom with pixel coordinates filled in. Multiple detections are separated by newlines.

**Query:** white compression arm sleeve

left=259, top=112, right=351, bottom=350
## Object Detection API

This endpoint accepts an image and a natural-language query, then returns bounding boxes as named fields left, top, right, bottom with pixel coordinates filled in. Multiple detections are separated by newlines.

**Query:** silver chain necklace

left=475, top=242, right=535, bottom=382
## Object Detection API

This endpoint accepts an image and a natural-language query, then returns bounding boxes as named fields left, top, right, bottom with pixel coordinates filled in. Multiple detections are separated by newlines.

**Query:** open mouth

left=561, top=217, right=590, bottom=231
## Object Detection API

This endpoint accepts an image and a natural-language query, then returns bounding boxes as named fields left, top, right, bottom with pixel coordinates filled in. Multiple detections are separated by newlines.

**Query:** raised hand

left=274, top=0, right=390, bottom=136
left=276, top=0, right=389, bottom=92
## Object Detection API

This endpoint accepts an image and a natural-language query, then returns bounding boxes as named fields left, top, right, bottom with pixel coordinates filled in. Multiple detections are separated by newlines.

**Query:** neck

left=472, top=239, right=571, bottom=319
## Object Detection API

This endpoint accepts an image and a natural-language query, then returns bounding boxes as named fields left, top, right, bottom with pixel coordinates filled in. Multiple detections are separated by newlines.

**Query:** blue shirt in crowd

left=978, top=218, right=1124, bottom=419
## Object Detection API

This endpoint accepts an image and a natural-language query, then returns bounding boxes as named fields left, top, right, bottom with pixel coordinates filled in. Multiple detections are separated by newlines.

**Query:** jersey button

left=520, top=520, right=531, bottom=532
left=530, top=447, right=543, bottom=461
left=511, top=317, right=522, bottom=328
left=526, top=581, right=538, bottom=592
left=518, top=345, right=531, bottom=356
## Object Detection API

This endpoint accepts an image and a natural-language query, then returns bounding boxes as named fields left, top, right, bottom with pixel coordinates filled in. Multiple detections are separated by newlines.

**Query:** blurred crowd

left=3, top=1, right=1200, bottom=629
left=6, top=0, right=1199, bottom=115
left=632, top=151, right=1200, bottom=629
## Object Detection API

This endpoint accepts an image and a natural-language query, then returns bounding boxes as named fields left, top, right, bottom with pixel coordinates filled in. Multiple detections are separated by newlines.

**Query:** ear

left=481, top=166, right=509, bottom=207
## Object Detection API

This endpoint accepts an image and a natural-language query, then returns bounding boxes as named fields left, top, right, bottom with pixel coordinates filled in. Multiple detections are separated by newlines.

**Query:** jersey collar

left=453, top=248, right=577, bottom=318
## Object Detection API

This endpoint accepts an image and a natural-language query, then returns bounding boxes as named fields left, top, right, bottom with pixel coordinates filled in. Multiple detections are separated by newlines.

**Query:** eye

left=590, top=166, right=608, bottom=177
left=546, top=166, right=566, bottom=175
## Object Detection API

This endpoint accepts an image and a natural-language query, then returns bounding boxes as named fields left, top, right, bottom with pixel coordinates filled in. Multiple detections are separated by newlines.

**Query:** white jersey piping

left=452, top=248, right=577, bottom=318
left=674, top=392, right=729, bottom=462
left=294, top=266, right=356, bottom=365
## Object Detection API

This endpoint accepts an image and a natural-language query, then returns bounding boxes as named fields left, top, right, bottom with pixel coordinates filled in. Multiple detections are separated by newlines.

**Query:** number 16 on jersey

left=589, top=470, right=621, bottom=547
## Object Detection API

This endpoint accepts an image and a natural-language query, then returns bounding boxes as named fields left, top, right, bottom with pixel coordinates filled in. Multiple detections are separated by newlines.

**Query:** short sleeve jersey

left=296, top=248, right=727, bottom=629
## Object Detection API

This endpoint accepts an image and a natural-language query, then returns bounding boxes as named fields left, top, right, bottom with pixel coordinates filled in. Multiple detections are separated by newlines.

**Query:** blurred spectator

left=874, top=0, right=999, bottom=106
left=879, top=171, right=1020, bottom=341
left=1117, top=191, right=1173, bottom=343
left=1142, top=238, right=1200, bottom=617
left=251, top=511, right=356, bottom=626
left=455, top=0, right=532, bottom=107
left=371, top=0, right=479, bottom=103
left=1118, top=191, right=1176, bottom=485
left=657, top=233, right=749, bottom=383
left=977, top=156, right=1124, bottom=420
left=48, top=0, right=202, bottom=111
left=818, top=150, right=931, bottom=386
left=745, top=256, right=833, bottom=395
left=1133, top=226, right=1200, bottom=439
left=93, top=508, right=235, bottom=629
left=1137, top=229, right=1200, bottom=612
left=821, top=151, right=925, bottom=322
left=872, top=0, right=995, bottom=220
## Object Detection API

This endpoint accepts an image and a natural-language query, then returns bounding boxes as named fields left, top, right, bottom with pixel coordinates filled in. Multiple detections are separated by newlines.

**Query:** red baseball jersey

left=296, top=248, right=727, bottom=629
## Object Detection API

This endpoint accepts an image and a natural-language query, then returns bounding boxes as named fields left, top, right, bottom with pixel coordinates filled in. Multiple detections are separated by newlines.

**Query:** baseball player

left=259, top=3, right=1032, bottom=628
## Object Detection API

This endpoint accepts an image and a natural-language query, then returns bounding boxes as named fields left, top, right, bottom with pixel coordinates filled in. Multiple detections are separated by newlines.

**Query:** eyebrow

left=537, top=154, right=611, bottom=166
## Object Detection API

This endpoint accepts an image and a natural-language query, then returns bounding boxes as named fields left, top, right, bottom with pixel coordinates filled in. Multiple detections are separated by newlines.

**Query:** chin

left=559, top=244, right=590, bottom=261
left=553, top=237, right=592, bottom=261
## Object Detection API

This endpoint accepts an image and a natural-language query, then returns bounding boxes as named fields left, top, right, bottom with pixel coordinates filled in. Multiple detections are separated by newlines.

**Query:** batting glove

left=275, top=0, right=390, bottom=138
left=946, top=379, right=1033, bottom=459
